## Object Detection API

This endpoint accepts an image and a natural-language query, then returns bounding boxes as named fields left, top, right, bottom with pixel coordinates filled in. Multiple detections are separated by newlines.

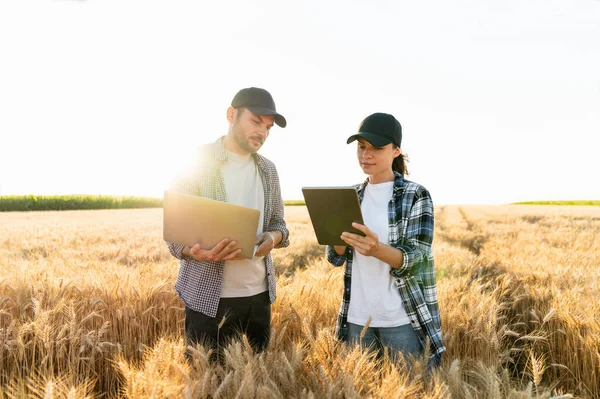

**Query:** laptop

left=302, top=187, right=365, bottom=246
left=163, top=190, right=260, bottom=259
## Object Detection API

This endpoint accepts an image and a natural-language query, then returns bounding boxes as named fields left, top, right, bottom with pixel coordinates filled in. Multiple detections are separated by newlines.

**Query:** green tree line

left=513, top=200, right=600, bottom=206
left=0, top=195, right=306, bottom=212
left=0, top=195, right=163, bottom=212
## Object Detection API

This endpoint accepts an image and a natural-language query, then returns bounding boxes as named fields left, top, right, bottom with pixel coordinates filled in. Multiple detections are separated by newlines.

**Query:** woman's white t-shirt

left=347, top=181, right=410, bottom=328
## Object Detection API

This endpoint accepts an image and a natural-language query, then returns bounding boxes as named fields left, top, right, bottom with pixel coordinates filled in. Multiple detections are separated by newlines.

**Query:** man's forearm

left=269, top=230, right=283, bottom=247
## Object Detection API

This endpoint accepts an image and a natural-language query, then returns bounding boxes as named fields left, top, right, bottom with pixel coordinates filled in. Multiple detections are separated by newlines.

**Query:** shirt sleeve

left=390, top=187, right=434, bottom=278
left=326, top=245, right=347, bottom=266
left=266, top=165, right=290, bottom=249
left=166, top=242, right=186, bottom=260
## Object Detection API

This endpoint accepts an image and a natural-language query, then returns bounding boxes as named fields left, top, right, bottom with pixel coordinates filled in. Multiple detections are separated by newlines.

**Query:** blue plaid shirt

left=327, top=172, right=445, bottom=363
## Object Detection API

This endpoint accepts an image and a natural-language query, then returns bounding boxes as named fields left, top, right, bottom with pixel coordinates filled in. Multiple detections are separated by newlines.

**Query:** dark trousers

left=185, top=291, right=271, bottom=359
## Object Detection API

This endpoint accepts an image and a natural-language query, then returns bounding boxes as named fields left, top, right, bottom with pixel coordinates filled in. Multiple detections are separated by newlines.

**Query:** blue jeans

left=348, top=322, right=423, bottom=365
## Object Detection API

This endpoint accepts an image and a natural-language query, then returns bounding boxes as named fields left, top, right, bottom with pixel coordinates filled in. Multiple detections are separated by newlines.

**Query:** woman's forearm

left=373, top=243, right=404, bottom=269
left=333, top=245, right=346, bottom=256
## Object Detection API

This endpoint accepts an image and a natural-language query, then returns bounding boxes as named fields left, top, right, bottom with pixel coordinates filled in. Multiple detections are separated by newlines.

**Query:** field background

left=1, top=205, right=599, bottom=398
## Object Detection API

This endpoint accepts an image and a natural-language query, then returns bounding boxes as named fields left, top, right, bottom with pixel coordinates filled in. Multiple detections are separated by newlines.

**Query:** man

left=166, top=87, right=289, bottom=356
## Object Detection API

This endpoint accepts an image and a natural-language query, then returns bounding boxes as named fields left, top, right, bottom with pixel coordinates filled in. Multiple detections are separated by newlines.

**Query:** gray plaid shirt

left=166, top=137, right=290, bottom=317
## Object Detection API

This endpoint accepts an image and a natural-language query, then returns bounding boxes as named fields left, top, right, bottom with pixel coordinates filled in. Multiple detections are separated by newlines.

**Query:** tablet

left=302, top=187, right=365, bottom=246
left=163, top=190, right=260, bottom=259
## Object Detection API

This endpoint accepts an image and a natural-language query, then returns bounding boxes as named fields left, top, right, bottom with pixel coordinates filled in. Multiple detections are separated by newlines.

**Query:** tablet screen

left=302, top=187, right=365, bottom=246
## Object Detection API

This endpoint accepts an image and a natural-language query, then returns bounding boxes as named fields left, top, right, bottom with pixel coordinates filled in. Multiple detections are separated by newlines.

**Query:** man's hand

left=183, top=238, right=243, bottom=262
left=340, top=222, right=381, bottom=257
left=254, top=231, right=279, bottom=257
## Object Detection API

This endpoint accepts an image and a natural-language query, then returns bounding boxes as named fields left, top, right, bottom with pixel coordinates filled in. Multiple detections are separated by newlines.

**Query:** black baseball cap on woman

left=231, top=87, right=287, bottom=128
left=346, top=112, right=402, bottom=147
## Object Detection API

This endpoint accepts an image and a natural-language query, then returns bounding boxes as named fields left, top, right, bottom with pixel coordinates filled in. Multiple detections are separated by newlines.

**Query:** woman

left=327, top=112, right=445, bottom=368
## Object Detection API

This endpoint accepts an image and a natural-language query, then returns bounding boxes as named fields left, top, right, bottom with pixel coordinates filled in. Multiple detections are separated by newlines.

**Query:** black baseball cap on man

left=346, top=112, right=402, bottom=147
left=231, top=87, right=287, bottom=128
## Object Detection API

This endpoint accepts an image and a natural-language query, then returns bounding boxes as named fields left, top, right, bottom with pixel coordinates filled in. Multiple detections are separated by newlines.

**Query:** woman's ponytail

left=392, top=148, right=408, bottom=177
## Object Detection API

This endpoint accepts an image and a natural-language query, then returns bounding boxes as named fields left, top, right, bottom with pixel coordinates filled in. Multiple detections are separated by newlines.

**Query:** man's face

left=229, top=108, right=275, bottom=154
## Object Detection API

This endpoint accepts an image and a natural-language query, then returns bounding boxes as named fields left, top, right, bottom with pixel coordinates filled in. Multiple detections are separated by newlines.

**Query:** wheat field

left=1, top=205, right=599, bottom=398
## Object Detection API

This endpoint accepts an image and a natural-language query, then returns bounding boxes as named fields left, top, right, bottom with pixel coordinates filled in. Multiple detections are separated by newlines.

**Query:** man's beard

left=233, top=127, right=263, bottom=154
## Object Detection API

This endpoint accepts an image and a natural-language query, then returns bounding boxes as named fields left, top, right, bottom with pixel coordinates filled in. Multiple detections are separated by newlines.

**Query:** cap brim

left=246, top=106, right=287, bottom=128
left=346, top=132, right=392, bottom=147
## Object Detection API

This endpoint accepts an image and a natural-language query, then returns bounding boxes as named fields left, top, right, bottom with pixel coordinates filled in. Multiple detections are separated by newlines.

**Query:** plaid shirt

left=166, top=137, right=289, bottom=317
left=326, top=172, right=445, bottom=363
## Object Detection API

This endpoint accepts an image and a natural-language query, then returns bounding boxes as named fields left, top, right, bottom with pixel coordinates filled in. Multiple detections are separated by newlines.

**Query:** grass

left=3, top=196, right=595, bottom=212
left=0, top=195, right=163, bottom=211
left=512, top=200, right=600, bottom=206
left=0, top=195, right=305, bottom=212
left=1, top=204, right=599, bottom=398
left=283, top=200, right=306, bottom=206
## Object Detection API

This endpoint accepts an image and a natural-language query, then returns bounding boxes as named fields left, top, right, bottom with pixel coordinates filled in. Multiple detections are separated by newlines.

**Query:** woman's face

left=356, top=138, right=400, bottom=182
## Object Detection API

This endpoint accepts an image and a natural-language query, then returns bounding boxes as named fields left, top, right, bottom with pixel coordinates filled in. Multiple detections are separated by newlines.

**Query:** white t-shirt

left=347, top=181, right=410, bottom=327
left=220, top=150, right=267, bottom=297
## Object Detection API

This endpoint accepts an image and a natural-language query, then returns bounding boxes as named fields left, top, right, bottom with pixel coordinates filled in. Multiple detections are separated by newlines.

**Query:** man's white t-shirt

left=347, top=181, right=410, bottom=327
left=220, top=150, right=267, bottom=297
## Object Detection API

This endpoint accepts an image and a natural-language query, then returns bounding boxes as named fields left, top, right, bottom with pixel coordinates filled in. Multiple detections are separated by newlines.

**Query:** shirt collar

left=214, top=135, right=265, bottom=172
left=357, top=171, right=405, bottom=197
left=214, top=136, right=228, bottom=163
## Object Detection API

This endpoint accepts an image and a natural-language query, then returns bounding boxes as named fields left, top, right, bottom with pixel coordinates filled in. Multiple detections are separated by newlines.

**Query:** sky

left=1, top=0, right=599, bottom=204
